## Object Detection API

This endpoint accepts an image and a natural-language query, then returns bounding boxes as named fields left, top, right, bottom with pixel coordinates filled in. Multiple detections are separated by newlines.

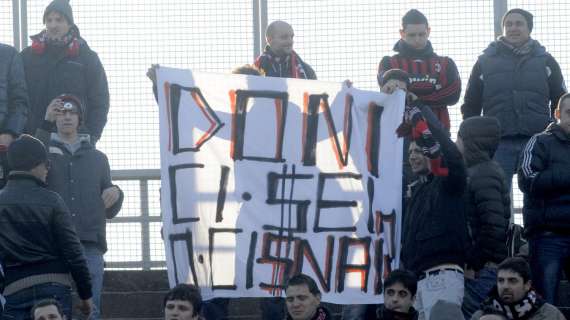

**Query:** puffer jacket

left=21, top=28, right=109, bottom=142
left=0, top=43, right=28, bottom=136
left=518, top=123, right=570, bottom=237
left=0, top=173, right=92, bottom=299
left=459, top=117, right=511, bottom=270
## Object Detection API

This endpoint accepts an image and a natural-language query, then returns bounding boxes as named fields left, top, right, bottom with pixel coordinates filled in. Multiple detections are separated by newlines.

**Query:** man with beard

left=254, top=20, right=317, bottom=80
left=21, top=0, right=110, bottom=144
left=378, top=9, right=461, bottom=132
left=285, top=274, right=331, bottom=320
left=471, top=257, right=566, bottom=320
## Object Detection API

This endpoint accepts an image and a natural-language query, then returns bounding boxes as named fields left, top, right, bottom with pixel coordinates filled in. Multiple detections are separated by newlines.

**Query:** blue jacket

left=0, top=43, right=29, bottom=136
left=518, top=123, right=570, bottom=236
left=462, top=40, right=566, bottom=137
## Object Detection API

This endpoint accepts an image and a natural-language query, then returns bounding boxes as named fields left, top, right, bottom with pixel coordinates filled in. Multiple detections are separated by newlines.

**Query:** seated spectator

left=31, top=299, right=66, bottom=320
left=478, top=306, right=507, bottom=320
left=163, top=284, right=204, bottom=320
left=471, top=257, right=566, bottom=320
left=285, top=274, right=331, bottom=320
left=376, top=269, right=418, bottom=320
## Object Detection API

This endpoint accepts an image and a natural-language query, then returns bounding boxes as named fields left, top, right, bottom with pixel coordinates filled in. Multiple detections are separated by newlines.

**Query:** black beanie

left=458, top=116, right=501, bottom=142
left=44, top=0, right=74, bottom=26
left=7, top=134, right=48, bottom=171
left=380, top=69, right=411, bottom=87
left=503, top=8, right=533, bottom=32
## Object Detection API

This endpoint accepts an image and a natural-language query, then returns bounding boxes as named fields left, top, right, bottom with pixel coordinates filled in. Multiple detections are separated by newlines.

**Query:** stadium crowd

left=0, top=0, right=569, bottom=319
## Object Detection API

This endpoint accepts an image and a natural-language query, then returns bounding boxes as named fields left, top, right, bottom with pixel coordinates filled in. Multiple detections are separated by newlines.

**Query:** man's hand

left=77, top=298, right=93, bottom=317
left=406, top=92, right=419, bottom=104
left=146, top=64, right=159, bottom=84
left=101, top=186, right=121, bottom=209
left=0, top=134, right=14, bottom=146
left=45, top=98, right=64, bottom=122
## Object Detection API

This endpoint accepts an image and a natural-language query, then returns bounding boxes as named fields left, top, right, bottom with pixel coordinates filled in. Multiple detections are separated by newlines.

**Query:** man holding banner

left=401, top=95, right=468, bottom=320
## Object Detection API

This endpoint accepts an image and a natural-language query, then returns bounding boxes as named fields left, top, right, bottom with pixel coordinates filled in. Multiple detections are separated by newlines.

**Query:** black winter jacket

left=21, top=34, right=109, bottom=142
left=376, top=305, right=418, bottom=320
left=0, top=173, right=92, bottom=299
left=0, top=43, right=28, bottom=136
left=462, top=40, right=566, bottom=137
left=36, top=128, right=123, bottom=252
left=518, top=123, right=570, bottom=236
left=460, top=117, right=511, bottom=270
left=402, top=106, right=468, bottom=274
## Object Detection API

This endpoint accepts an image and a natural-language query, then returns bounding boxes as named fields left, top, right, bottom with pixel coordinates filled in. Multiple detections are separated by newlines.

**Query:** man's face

left=285, top=284, right=321, bottom=320
left=164, top=300, right=198, bottom=320
left=33, top=305, right=65, bottom=320
left=556, top=99, right=570, bottom=134
left=45, top=11, right=71, bottom=41
left=503, top=13, right=531, bottom=47
left=268, top=23, right=294, bottom=57
left=381, top=79, right=408, bottom=94
left=497, top=270, right=531, bottom=304
left=384, top=282, right=415, bottom=313
left=55, top=107, right=80, bottom=135
left=409, top=142, right=430, bottom=175
left=400, top=24, right=430, bottom=50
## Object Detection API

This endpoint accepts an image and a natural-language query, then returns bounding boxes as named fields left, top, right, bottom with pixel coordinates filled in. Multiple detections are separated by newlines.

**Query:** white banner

left=157, top=67, right=404, bottom=304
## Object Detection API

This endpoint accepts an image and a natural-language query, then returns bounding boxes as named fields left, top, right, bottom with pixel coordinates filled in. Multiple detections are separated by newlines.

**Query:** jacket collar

left=546, top=123, right=570, bottom=142
left=484, top=38, right=546, bottom=57
left=7, top=172, right=48, bottom=187
left=393, top=39, right=435, bottom=58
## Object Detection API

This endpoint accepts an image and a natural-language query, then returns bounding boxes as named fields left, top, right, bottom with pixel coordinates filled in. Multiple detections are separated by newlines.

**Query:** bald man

left=254, top=20, right=317, bottom=79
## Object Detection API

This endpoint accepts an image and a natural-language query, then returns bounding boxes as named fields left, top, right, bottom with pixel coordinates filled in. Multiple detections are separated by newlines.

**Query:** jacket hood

left=459, top=117, right=501, bottom=167
left=393, top=39, right=435, bottom=58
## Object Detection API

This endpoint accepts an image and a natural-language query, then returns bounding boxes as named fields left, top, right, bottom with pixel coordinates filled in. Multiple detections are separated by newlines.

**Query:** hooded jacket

left=21, top=27, right=109, bottom=142
left=518, top=123, right=570, bottom=237
left=378, top=40, right=461, bottom=130
left=462, top=40, right=566, bottom=137
left=459, top=117, right=511, bottom=270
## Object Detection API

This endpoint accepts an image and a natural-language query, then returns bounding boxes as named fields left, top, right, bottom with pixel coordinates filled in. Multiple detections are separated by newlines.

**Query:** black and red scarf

left=30, top=26, right=80, bottom=57
left=254, top=46, right=311, bottom=79
left=396, top=102, right=448, bottom=176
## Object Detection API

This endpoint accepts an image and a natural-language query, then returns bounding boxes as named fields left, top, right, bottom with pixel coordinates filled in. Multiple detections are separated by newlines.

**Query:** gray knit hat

left=43, top=0, right=74, bottom=26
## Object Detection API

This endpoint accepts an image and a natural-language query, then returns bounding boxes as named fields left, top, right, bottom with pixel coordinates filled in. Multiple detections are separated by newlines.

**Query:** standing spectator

left=163, top=284, right=204, bottom=320
left=0, top=134, right=92, bottom=319
left=376, top=269, right=419, bottom=320
left=378, top=9, right=461, bottom=131
left=462, top=8, right=566, bottom=192
left=471, top=257, right=566, bottom=320
left=36, top=94, right=123, bottom=319
left=401, top=95, right=468, bottom=320
left=31, top=299, right=66, bottom=320
left=0, top=42, right=29, bottom=188
left=456, top=117, right=511, bottom=319
left=518, top=92, right=570, bottom=305
left=285, top=274, right=331, bottom=320
left=21, top=0, right=110, bottom=143
left=254, top=20, right=317, bottom=80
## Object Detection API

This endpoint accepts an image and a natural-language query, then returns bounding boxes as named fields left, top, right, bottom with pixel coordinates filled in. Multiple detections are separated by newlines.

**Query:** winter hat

left=43, top=0, right=74, bottom=26
left=7, top=134, right=48, bottom=171
left=502, top=8, right=533, bottom=32
left=380, top=68, right=411, bottom=87
left=429, top=300, right=463, bottom=320
left=57, top=93, right=84, bottom=122
left=458, top=116, right=501, bottom=143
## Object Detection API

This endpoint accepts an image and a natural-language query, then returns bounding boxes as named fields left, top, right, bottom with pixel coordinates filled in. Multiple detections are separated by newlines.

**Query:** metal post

left=260, top=0, right=268, bottom=50
left=12, top=0, right=20, bottom=50
left=20, top=0, right=27, bottom=48
left=494, top=0, right=508, bottom=38
left=253, top=0, right=260, bottom=59
left=140, top=179, right=151, bottom=270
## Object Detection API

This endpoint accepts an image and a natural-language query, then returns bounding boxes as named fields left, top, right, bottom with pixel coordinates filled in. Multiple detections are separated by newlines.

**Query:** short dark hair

left=498, top=257, right=531, bottom=283
left=402, top=9, right=428, bottom=29
left=163, top=284, right=203, bottom=316
left=502, top=8, right=533, bottom=32
left=31, top=299, right=65, bottom=320
left=384, top=269, right=418, bottom=296
left=285, top=274, right=321, bottom=297
left=379, top=69, right=410, bottom=88
left=556, top=92, right=570, bottom=112
left=232, top=64, right=263, bottom=76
